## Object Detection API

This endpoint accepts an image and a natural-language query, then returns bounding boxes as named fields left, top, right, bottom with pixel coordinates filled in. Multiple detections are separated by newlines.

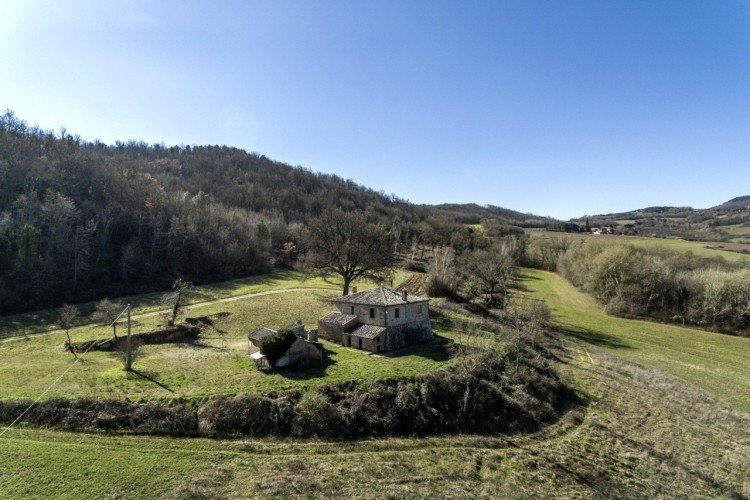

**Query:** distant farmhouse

left=318, top=286, right=433, bottom=353
left=248, top=321, right=322, bottom=370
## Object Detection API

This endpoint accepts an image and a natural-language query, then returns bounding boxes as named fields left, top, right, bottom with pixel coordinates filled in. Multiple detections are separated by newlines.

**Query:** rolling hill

left=572, top=196, right=750, bottom=242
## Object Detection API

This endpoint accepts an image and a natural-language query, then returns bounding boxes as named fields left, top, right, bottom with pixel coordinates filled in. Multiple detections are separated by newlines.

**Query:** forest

left=0, top=111, right=532, bottom=313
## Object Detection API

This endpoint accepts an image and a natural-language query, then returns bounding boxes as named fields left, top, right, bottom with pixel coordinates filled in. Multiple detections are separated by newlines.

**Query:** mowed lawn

left=520, top=268, right=750, bottom=414
left=0, top=277, right=452, bottom=401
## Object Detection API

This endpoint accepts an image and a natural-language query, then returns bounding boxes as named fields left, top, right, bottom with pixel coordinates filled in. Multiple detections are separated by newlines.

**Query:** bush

left=292, top=391, right=343, bottom=438
left=260, top=329, right=298, bottom=362
left=199, top=393, right=275, bottom=436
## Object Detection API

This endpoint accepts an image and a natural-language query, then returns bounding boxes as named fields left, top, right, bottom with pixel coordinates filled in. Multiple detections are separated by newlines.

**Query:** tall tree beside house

left=304, top=209, right=395, bottom=296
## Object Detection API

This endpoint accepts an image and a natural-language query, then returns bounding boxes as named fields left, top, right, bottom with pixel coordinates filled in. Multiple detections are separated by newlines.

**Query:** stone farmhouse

left=318, top=286, right=433, bottom=353
left=248, top=321, right=322, bottom=370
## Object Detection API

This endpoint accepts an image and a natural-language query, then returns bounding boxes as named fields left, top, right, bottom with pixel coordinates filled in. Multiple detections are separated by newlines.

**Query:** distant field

left=465, top=223, right=485, bottom=234
left=520, top=268, right=750, bottom=414
left=723, top=224, right=750, bottom=236
left=530, top=232, right=750, bottom=263
left=721, top=224, right=750, bottom=244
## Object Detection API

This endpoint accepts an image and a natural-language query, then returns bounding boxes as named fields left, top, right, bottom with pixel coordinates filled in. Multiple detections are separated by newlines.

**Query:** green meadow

left=520, top=267, right=750, bottom=414
left=0, top=272, right=450, bottom=402
left=1, top=268, right=749, bottom=498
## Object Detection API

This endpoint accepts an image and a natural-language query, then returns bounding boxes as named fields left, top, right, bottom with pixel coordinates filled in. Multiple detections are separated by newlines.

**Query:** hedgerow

left=0, top=342, right=574, bottom=440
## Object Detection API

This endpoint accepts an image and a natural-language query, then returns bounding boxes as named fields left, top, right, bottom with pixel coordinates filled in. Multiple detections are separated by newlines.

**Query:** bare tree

left=426, top=246, right=457, bottom=297
left=58, top=304, right=80, bottom=359
left=509, top=297, right=550, bottom=350
left=160, top=278, right=194, bottom=327
left=464, top=242, right=516, bottom=308
left=92, top=298, right=124, bottom=339
left=303, top=209, right=395, bottom=296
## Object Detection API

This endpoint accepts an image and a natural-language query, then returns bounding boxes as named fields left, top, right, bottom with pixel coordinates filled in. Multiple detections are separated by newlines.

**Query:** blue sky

left=2, top=0, right=749, bottom=219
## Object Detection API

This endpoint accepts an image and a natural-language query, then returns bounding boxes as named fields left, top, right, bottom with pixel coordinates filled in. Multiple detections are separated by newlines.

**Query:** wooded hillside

left=0, top=111, right=538, bottom=313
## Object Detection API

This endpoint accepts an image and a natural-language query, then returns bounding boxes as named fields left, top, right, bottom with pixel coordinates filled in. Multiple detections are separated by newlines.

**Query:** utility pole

left=125, top=304, right=132, bottom=371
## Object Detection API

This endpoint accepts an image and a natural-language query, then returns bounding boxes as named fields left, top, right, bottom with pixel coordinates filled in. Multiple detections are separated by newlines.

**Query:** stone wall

left=385, top=319, right=433, bottom=352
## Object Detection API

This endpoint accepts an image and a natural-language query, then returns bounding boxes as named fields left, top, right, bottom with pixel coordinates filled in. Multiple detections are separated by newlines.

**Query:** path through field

left=0, top=287, right=335, bottom=345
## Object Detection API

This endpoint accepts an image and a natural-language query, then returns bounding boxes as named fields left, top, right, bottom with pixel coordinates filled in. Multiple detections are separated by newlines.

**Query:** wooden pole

left=125, top=304, right=132, bottom=371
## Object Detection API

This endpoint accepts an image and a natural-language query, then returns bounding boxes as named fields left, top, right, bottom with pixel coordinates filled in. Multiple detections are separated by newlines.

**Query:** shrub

left=292, top=391, right=343, bottom=438
left=260, top=329, right=298, bottom=362
left=199, top=393, right=275, bottom=436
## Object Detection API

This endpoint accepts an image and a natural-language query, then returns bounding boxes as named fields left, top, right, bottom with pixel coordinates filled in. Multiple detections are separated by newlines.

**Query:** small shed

left=250, top=351, right=272, bottom=370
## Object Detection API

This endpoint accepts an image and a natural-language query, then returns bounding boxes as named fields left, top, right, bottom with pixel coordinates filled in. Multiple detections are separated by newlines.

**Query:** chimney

left=352, top=286, right=357, bottom=294
left=402, top=289, right=408, bottom=301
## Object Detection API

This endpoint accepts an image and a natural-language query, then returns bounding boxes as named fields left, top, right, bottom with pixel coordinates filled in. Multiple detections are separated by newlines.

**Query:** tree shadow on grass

left=554, top=324, right=632, bottom=350
left=129, top=369, right=175, bottom=393
left=273, top=347, right=339, bottom=381
left=191, top=272, right=298, bottom=300
left=511, top=273, right=542, bottom=293
left=189, top=340, right=229, bottom=350
left=381, top=336, right=452, bottom=362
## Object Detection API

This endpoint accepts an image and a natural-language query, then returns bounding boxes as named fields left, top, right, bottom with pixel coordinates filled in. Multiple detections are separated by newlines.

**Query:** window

left=418, top=304, right=422, bottom=314
left=395, top=308, right=400, bottom=318
left=369, top=308, right=375, bottom=318
left=351, top=306, right=354, bottom=314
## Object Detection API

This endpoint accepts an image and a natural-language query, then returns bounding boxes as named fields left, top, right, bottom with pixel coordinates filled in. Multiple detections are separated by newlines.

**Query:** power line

left=0, top=320, right=115, bottom=438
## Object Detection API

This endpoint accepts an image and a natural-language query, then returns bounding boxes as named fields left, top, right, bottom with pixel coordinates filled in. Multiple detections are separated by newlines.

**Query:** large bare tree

left=304, top=209, right=395, bottom=296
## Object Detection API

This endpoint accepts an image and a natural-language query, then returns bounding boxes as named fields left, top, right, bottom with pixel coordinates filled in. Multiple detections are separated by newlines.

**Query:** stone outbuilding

left=318, top=286, right=433, bottom=353
left=248, top=322, right=321, bottom=370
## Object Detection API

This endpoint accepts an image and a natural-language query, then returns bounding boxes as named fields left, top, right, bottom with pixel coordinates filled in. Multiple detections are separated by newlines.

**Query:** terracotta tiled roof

left=332, top=287, right=428, bottom=306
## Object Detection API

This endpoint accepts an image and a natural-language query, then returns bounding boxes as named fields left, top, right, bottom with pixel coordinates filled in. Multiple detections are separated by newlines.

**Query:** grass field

left=520, top=268, right=750, bottom=414
left=2, top=268, right=750, bottom=497
left=0, top=286, right=454, bottom=401
left=0, top=270, right=412, bottom=341
left=722, top=224, right=750, bottom=244
left=1, top=334, right=748, bottom=498
left=530, top=231, right=750, bottom=263
left=0, top=269, right=444, bottom=402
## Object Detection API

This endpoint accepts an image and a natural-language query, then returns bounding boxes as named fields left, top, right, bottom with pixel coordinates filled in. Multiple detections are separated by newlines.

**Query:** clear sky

left=2, top=0, right=749, bottom=219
